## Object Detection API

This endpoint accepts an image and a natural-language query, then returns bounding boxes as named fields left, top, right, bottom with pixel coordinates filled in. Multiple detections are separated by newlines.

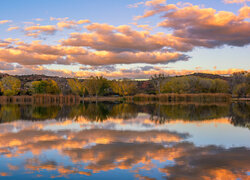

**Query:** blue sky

left=0, top=0, right=249, bottom=78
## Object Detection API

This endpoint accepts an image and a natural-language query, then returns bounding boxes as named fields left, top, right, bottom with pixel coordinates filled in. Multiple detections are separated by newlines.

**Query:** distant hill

left=186, top=73, right=231, bottom=81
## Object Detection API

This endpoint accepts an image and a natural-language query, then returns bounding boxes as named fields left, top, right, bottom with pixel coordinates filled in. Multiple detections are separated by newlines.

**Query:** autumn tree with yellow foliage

left=67, top=79, right=85, bottom=96
left=0, top=76, right=21, bottom=96
left=31, top=79, right=60, bottom=94
left=111, top=79, right=137, bottom=97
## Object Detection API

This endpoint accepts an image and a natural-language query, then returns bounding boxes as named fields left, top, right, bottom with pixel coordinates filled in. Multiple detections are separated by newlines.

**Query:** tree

left=151, top=74, right=168, bottom=94
left=46, top=79, right=60, bottom=94
left=83, top=76, right=108, bottom=97
left=231, top=71, right=248, bottom=92
left=233, top=83, right=250, bottom=98
left=111, top=79, right=137, bottom=97
left=31, top=79, right=60, bottom=94
left=67, top=79, right=85, bottom=96
left=0, top=82, right=2, bottom=95
left=212, top=79, right=229, bottom=93
left=162, top=76, right=230, bottom=94
left=162, top=77, right=190, bottom=93
left=0, top=76, right=21, bottom=96
left=197, top=78, right=214, bottom=93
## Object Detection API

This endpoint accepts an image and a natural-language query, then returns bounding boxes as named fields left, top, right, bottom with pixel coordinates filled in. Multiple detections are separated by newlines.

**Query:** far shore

left=232, top=98, right=250, bottom=101
left=1, top=93, right=249, bottom=104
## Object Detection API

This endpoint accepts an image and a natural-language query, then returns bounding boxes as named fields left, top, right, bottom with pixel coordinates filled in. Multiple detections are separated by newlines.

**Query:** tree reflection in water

left=0, top=102, right=249, bottom=179
left=0, top=102, right=249, bottom=128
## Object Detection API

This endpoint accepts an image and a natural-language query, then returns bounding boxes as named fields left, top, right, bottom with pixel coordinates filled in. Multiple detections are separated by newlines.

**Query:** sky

left=0, top=0, right=249, bottom=79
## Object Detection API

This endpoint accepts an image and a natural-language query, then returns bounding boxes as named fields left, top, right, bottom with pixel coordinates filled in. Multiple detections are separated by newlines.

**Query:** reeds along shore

left=0, top=93, right=232, bottom=104
left=0, top=94, right=81, bottom=105
left=126, top=93, right=232, bottom=103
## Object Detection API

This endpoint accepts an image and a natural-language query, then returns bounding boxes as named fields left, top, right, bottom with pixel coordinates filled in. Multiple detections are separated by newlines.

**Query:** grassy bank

left=232, top=98, right=250, bottom=101
left=81, top=96, right=123, bottom=102
left=126, top=93, right=231, bottom=103
left=0, top=93, right=233, bottom=104
left=0, top=94, right=80, bottom=105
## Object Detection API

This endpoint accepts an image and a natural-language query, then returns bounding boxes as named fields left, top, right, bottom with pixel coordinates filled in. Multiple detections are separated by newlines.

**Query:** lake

left=0, top=102, right=249, bottom=179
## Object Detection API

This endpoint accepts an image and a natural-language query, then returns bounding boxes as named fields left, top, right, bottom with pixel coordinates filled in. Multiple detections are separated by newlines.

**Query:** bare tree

left=151, top=74, right=168, bottom=94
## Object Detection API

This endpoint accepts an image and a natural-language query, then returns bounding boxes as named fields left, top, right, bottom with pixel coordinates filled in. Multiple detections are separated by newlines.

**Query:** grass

left=0, top=94, right=80, bottom=105
left=0, top=93, right=232, bottom=104
left=127, top=93, right=231, bottom=103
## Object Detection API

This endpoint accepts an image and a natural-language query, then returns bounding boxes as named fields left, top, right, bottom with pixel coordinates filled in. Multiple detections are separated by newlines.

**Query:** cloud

left=239, top=5, right=250, bottom=18
left=159, top=142, right=250, bottom=179
left=0, top=3, right=249, bottom=77
left=50, top=17, right=69, bottom=21
left=80, top=65, right=117, bottom=72
left=0, top=114, right=248, bottom=180
left=136, top=3, right=250, bottom=48
left=62, top=23, right=191, bottom=52
left=0, top=47, right=61, bottom=65
left=34, top=18, right=43, bottom=21
left=128, top=0, right=166, bottom=8
left=131, top=22, right=153, bottom=31
left=0, top=20, right=12, bottom=24
left=145, top=0, right=166, bottom=6
left=23, top=19, right=91, bottom=37
left=57, top=19, right=90, bottom=29
left=69, top=51, right=188, bottom=66
left=24, top=25, right=58, bottom=37
left=1, top=63, right=246, bottom=79
left=0, top=40, right=10, bottom=47
left=7, top=26, right=19, bottom=32
left=128, top=1, right=144, bottom=8
left=0, top=62, right=17, bottom=70
left=0, top=33, right=188, bottom=66
left=223, top=0, right=250, bottom=4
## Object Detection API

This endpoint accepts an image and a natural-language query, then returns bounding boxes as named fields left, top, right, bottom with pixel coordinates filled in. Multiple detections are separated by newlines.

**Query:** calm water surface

left=0, top=102, right=249, bottom=180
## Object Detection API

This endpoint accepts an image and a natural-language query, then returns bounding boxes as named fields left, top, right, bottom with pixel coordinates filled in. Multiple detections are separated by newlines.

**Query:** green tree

left=151, top=74, right=168, bottom=94
left=111, top=79, right=137, bottom=96
left=0, top=76, right=21, bottom=96
left=233, top=83, right=250, bottom=98
left=83, top=76, right=108, bottom=97
left=231, top=71, right=249, bottom=92
left=0, top=105, right=21, bottom=122
left=162, top=77, right=190, bottom=93
left=31, top=79, right=60, bottom=94
left=212, top=79, right=229, bottom=93
left=197, top=78, right=214, bottom=93
left=67, top=79, right=85, bottom=96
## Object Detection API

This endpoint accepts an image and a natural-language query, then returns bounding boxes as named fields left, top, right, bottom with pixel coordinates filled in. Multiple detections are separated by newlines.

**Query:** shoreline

left=0, top=93, right=249, bottom=104
left=0, top=93, right=248, bottom=104
left=232, top=98, right=250, bottom=101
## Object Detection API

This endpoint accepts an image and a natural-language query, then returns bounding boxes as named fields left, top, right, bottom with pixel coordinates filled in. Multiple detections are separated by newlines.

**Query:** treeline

left=0, top=76, right=137, bottom=97
left=0, top=71, right=249, bottom=97
left=0, top=102, right=249, bottom=129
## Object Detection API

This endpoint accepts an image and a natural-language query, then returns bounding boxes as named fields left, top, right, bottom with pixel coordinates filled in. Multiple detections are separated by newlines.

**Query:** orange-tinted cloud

left=137, top=4, right=250, bottom=48
left=57, top=19, right=90, bottom=30
left=129, top=0, right=166, bottom=8
left=0, top=40, right=10, bottom=47
left=0, top=4, right=249, bottom=76
left=0, top=62, right=17, bottom=70
left=7, top=26, right=19, bottom=32
left=62, top=23, right=192, bottom=52
left=224, top=0, right=250, bottom=4
left=159, top=142, right=250, bottom=180
left=1, top=62, right=248, bottom=79
left=0, top=20, right=12, bottom=24
left=145, top=0, right=166, bottom=6
left=0, top=104, right=248, bottom=179
left=0, top=39, right=188, bottom=66
left=24, top=25, right=57, bottom=37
